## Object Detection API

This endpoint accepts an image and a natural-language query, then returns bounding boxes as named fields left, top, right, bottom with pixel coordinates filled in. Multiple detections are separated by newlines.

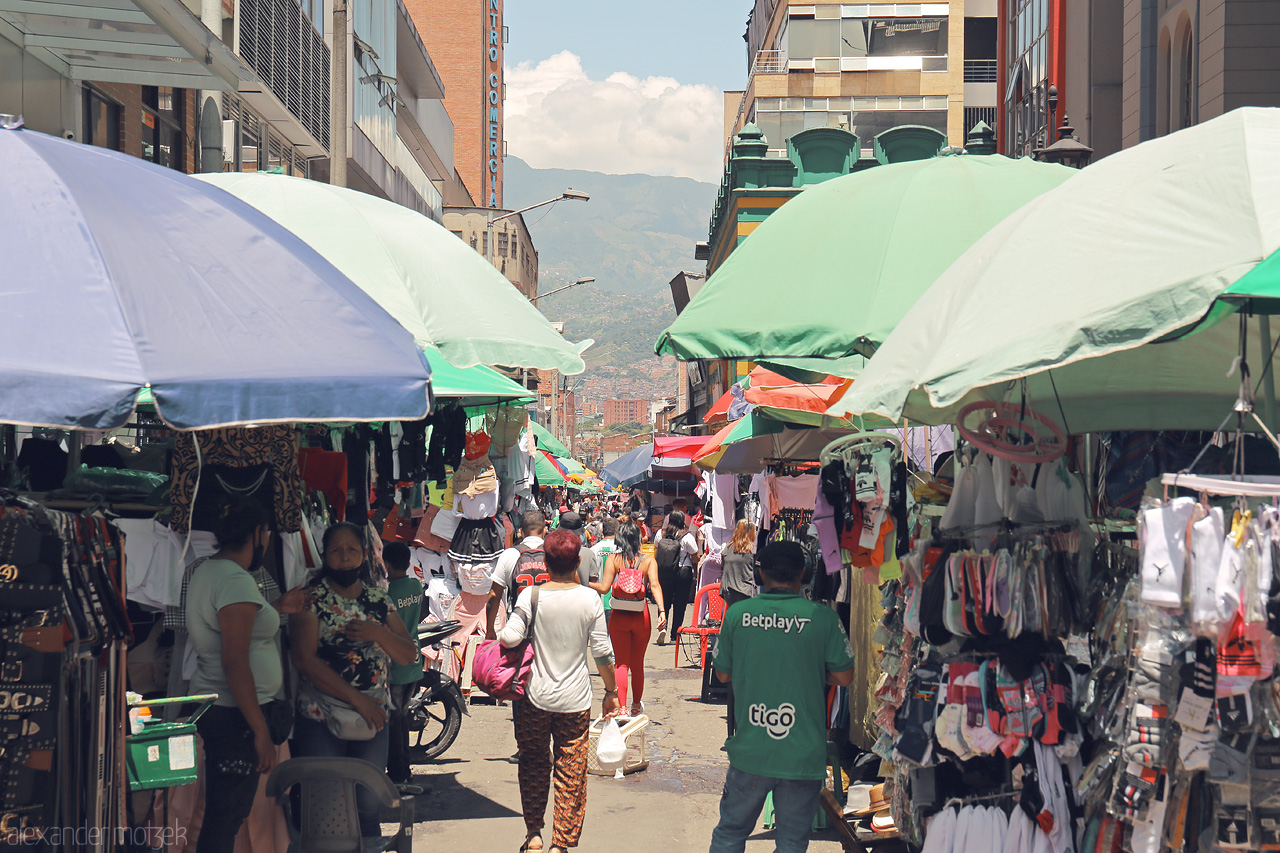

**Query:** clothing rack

left=1160, top=472, right=1280, bottom=498
left=942, top=788, right=1020, bottom=810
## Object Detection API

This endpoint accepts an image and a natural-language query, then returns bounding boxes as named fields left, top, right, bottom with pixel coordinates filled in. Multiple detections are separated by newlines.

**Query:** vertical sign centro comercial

left=487, top=0, right=502, bottom=209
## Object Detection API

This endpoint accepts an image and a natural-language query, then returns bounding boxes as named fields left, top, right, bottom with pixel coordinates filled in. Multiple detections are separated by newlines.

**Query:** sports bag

left=611, top=556, right=646, bottom=600
left=654, top=536, right=682, bottom=573
left=472, top=587, right=539, bottom=701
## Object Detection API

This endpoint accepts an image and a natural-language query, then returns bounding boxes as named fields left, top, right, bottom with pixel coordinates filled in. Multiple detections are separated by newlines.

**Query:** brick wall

left=87, top=82, right=199, bottom=172
left=410, top=0, right=503, bottom=208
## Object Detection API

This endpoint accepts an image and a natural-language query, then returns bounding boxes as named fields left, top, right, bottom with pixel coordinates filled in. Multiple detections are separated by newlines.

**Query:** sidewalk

left=409, top=655, right=848, bottom=851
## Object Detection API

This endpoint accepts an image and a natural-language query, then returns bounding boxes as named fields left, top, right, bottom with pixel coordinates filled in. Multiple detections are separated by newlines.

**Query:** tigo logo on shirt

left=742, top=612, right=811, bottom=634
left=749, top=703, right=797, bottom=740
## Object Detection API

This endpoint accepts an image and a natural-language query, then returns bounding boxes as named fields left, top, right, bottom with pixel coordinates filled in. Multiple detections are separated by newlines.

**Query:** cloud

left=505, top=51, right=724, bottom=183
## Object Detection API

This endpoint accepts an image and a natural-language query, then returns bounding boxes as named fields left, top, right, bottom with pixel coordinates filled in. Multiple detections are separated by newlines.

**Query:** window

left=498, top=231, right=509, bottom=258
left=83, top=88, right=121, bottom=151
left=482, top=232, right=489, bottom=256
left=753, top=97, right=948, bottom=150
left=1179, top=29, right=1195, bottom=129
left=141, top=87, right=185, bottom=171
left=788, top=14, right=948, bottom=60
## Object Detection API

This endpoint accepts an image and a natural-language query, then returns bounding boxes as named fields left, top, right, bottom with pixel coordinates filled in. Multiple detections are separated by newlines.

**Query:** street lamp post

left=1033, top=117, right=1095, bottom=169
left=533, top=276, right=595, bottom=305
left=487, top=189, right=589, bottom=274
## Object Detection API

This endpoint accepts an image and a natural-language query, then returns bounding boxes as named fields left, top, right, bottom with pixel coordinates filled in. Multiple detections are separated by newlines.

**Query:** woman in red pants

left=590, top=519, right=666, bottom=718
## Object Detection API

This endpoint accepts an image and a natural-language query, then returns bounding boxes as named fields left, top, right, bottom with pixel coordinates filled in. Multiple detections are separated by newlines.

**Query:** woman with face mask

left=289, top=521, right=419, bottom=838
left=185, top=496, right=313, bottom=853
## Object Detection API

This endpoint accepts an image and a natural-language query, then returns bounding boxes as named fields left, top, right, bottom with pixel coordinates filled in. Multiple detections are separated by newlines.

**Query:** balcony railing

left=753, top=50, right=785, bottom=74
left=964, top=59, right=998, bottom=83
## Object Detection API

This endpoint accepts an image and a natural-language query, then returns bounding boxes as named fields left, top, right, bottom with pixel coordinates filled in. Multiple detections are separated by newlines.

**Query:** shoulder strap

left=529, top=585, right=539, bottom=640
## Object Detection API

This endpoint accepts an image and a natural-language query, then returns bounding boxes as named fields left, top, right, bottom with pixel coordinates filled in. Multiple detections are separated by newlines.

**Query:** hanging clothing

left=298, top=447, right=348, bottom=523
left=169, top=426, right=303, bottom=534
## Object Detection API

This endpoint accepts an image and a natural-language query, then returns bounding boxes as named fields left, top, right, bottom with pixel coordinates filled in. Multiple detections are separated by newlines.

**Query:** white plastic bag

left=596, top=718, right=627, bottom=778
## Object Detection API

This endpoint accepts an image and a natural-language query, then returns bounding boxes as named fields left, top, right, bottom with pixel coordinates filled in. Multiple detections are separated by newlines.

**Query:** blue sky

left=503, top=1, right=750, bottom=180
left=505, top=0, right=750, bottom=94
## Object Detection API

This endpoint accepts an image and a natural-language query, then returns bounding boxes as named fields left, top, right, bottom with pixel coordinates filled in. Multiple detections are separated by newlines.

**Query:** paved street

left=407, top=648, right=847, bottom=851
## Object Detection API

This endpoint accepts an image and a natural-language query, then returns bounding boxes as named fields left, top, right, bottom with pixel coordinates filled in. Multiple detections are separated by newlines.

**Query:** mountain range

left=503, top=156, right=718, bottom=404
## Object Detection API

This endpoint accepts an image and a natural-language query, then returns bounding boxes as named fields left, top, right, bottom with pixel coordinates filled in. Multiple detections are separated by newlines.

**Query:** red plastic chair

left=674, top=584, right=726, bottom=669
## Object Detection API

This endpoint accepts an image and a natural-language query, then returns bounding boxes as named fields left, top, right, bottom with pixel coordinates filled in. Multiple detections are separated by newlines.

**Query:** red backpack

left=509, top=542, right=549, bottom=610
left=611, top=555, right=646, bottom=601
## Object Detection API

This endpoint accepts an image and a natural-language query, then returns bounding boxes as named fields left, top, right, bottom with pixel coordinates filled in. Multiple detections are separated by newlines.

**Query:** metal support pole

left=330, top=0, right=348, bottom=188
left=198, top=0, right=223, bottom=173
left=1261, top=315, right=1277, bottom=435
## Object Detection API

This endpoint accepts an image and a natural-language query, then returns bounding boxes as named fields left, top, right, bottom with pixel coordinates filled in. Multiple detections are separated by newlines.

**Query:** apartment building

left=445, top=207, right=539, bottom=299
left=729, top=0, right=995, bottom=158
left=602, top=399, right=650, bottom=427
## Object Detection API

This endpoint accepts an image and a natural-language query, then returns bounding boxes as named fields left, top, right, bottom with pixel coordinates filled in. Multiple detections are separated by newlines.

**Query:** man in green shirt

left=710, top=541, right=855, bottom=853
left=384, top=542, right=424, bottom=785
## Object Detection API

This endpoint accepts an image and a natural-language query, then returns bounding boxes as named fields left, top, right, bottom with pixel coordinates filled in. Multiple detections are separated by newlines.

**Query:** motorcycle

left=405, top=620, right=468, bottom=761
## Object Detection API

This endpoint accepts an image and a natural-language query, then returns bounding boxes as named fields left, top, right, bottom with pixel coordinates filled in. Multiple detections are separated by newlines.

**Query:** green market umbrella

left=830, top=108, right=1280, bottom=433
left=694, top=411, right=857, bottom=474
left=557, top=456, right=586, bottom=476
left=194, top=172, right=589, bottom=374
left=535, top=450, right=567, bottom=486
left=655, top=154, right=1072, bottom=361
left=528, top=419, right=572, bottom=458
left=421, top=346, right=532, bottom=404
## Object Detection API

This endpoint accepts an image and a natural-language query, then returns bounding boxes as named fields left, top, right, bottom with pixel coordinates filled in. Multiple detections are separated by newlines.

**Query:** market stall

left=0, top=123, right=436, bottom=849
left=820, top=107, right=1280, bottom=852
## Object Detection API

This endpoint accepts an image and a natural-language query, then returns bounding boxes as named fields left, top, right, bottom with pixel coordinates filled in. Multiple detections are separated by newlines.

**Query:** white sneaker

left=656, top=628, right=668, bottom=646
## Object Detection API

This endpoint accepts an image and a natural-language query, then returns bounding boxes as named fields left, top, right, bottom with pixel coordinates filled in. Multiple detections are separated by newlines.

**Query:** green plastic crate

left=126, top=721, right=198, bottom=791
left=125, top=694, right=216, bottom=791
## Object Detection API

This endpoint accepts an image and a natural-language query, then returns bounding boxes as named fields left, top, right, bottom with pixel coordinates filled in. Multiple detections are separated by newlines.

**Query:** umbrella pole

left=1261, top=315, right=1278, bottom=435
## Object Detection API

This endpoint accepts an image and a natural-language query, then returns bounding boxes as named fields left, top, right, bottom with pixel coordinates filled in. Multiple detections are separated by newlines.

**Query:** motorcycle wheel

left=412, top=690, right=463, bottom=761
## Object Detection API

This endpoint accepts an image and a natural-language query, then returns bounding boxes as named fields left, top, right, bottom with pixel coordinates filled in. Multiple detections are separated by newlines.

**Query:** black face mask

left=324, top=564, right=364, bottom=588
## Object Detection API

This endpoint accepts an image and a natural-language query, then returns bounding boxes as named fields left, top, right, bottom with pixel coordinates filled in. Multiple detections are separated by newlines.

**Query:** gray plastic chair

left=265, top=757, right=413, bottom=853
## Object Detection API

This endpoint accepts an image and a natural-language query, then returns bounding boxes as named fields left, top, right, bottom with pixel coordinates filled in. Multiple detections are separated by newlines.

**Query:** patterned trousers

left=514, top=701, right=591, bottom=848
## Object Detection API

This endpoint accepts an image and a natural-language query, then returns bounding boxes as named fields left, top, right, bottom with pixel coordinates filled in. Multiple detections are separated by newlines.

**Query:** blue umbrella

left=599, top=444, right=655, bottom=489
left=0, top=122, right=432, bottom=430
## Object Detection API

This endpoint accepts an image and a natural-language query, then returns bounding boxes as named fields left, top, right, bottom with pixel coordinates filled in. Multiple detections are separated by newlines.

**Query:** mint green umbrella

left=194, top=172, right=588, bottom=374
left=830, top=108, right=1280, bottom=432
left=655, top=154, right=1072, bottom=361
left=421, top=346, right=532, bottom=404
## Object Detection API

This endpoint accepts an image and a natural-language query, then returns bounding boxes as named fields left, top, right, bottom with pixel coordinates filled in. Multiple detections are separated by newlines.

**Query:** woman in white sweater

left=499, top=528, right=620, bottom=853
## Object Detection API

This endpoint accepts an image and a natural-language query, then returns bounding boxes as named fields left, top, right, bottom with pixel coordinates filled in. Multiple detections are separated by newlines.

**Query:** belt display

left=0, top=493, right=129, bottom=848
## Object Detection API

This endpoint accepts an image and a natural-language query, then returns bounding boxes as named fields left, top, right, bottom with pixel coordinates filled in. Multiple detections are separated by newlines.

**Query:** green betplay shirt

left=713, top=589, right=855, bottom=780
left=387, top=576, right=424, bottom=685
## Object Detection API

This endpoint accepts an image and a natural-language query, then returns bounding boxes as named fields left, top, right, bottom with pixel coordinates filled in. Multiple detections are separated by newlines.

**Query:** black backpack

left=509, top=543, right=549, bottom=610
left=655, top=536, right=682, bottom=573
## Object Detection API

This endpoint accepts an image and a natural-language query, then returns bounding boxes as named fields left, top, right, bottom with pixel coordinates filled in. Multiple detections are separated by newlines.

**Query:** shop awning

left=0, top=0, right=247, bottom=90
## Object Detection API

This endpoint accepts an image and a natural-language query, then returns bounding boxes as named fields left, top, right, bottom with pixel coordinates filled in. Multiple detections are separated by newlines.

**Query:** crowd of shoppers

left=182, top=491, right=830, bottom=851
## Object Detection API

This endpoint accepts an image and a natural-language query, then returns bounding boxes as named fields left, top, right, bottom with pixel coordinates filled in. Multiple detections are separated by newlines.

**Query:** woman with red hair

left=499, top=528, right=620, bottom=853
